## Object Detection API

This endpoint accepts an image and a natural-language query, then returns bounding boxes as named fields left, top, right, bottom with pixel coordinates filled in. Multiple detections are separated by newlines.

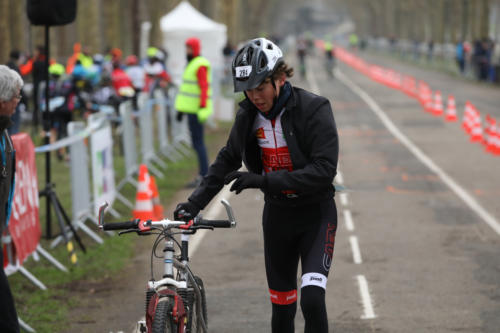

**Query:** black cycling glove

left=174, top=200, right=200, bottom=221
left=224, top=171, right=266, bottom=194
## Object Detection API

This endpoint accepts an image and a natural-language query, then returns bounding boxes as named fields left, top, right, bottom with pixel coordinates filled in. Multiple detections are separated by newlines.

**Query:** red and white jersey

left=253, top=110, right=294, bottom=174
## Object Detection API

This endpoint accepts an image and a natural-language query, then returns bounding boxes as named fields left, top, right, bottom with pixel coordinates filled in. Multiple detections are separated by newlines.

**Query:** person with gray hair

left=0, top=64, right=23, bottom=333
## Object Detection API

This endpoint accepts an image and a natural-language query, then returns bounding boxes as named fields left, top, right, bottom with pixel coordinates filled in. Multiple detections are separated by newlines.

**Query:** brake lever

left=118, top=229, right=138, bottom=236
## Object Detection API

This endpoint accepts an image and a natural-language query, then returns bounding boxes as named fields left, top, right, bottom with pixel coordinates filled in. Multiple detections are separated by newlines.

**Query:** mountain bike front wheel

left=151, top=298, right=177, bottom=333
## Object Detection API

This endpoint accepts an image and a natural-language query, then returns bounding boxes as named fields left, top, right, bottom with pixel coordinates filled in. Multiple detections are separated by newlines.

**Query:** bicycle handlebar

left=97, top=199, right=237, bottom=233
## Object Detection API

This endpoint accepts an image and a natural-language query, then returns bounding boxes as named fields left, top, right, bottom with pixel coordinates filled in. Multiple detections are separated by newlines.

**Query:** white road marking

left=356, top=275, right=377, bottom=319
left=187, top=185, right=233, bottom=256
left=307, top=67, right=378, bottom=322
left=343, top=209, right=355, bottom=231
left=337, top=69, right=500, bottom=237
left=306, top=63, right=320, bottom=94
left=349, top=236, right=363, bottom=264
left=339, top=192, right=349, bottom=206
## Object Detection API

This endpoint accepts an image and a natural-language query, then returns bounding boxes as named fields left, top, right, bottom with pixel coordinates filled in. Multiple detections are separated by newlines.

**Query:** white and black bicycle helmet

left=232, top=38, right=284, bottom=92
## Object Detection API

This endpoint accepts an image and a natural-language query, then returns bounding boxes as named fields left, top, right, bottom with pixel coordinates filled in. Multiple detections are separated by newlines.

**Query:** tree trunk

left=0, top=0, right=11, bottom=62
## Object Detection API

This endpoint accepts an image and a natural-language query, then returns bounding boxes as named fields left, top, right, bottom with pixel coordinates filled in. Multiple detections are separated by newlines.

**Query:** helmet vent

left=247, top=48, right=253, bottom=65
left=260, top=57, right=267, bottom=70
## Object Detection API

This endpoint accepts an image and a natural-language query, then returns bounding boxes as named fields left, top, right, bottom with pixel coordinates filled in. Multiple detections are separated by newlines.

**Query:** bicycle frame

left=145, top=222, right=206, bottom=333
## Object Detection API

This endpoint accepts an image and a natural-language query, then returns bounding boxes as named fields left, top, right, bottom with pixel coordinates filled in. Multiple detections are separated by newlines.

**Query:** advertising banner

left=89, top=116, right=116, bottom=216
left=6, top=133, right=41, bottom=266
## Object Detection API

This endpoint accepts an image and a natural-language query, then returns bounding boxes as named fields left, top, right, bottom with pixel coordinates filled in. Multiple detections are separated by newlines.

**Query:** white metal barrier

left=137, top=92, right=166, bottom=178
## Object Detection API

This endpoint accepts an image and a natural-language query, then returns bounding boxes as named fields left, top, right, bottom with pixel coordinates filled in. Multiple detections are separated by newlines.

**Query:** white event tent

left=160, top=1, right=227, bottom=86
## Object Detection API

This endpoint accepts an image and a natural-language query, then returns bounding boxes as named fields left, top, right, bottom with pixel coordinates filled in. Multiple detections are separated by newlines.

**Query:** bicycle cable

left=150, top=229, right=185, bottom=280
left=150, top=232, right=166, bottom=280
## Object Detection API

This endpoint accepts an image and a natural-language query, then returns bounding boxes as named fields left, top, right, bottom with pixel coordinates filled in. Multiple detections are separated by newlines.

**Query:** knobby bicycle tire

left=187, top=276, right=208, bottom=333
left=151, top=298, right=177, bottom=333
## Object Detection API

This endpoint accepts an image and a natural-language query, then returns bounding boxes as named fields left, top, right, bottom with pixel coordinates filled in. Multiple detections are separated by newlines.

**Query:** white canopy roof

left=160, top=1, right=226, bottom=33
left=159, top=1, right=227, bottom=85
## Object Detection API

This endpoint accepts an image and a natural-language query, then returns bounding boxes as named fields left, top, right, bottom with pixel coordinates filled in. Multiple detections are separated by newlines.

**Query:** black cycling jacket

left=188, top=85, right=339, bottom=208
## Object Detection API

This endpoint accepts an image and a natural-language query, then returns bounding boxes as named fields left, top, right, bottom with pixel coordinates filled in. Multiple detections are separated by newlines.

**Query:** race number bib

left=235, top=66, right=252, bottom=78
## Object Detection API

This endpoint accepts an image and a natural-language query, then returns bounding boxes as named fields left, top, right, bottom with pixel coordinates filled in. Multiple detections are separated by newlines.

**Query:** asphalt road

left=104, top=50, right=500, bottom=333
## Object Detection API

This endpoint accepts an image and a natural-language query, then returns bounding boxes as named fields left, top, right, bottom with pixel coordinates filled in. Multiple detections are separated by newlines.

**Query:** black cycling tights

left=272, top=302, right=296, bottom=333
left=301, top=286, right=328, bottom=332
left=271, top=286, right=328, bottom=333
left=263, top=199, right=337, bottom=333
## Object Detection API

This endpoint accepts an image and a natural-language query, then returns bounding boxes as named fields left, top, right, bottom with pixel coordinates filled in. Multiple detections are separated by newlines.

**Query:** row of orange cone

left=418, top=88, right=500, bottom=156
left=334, top=46, right=500, bottom=157
left=132, top=164, right=163, bottom=221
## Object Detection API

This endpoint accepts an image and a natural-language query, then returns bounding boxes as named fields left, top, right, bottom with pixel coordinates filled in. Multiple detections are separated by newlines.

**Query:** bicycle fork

left=144, top=239, right=188, bottom=332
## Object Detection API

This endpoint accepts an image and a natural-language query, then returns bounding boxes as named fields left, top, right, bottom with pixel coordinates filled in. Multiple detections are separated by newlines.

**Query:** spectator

left=110, top=61, right=134, bottom=99
left=427, top=40, right=434, bottom=62
left=143, top=47, right=171, bottom=95
left=222, top=41, right=235, bottom=84
left=476, top=38, right=490, bottom=81
left=42, top=63, right=73, bottom=160
left=463, top=40, right=472, bottom=75
left=6, top=51, right=26, bottom=134
left=91, top=76, right=121, bottom=112
left=31, top=46, right=47, bottom=127
left=87, top=53, right=104, bottom=87
left=174, top=37, right=212, bottom=188
left=491, top=41, right=500, bottom=83
left=456, top=40, right=466, bottom=74
left=349, top=33, right=359, bottom=50
left=125, top=55, right=145, bottom=110
left=412, top=39, right=420, bottom=60
left=0, top=64, right=23, bottom=333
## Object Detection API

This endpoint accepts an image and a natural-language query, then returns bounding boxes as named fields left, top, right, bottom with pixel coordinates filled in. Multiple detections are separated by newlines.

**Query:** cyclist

left=296, top=37, right=307, bottom=79
left=174, top=38, right=339, bottom=333
left=324, top=40, right=336, bottom=78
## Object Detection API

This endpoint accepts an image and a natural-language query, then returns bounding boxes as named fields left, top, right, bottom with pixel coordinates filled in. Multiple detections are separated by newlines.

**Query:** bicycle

left=97, top=199, right=237, bottom=333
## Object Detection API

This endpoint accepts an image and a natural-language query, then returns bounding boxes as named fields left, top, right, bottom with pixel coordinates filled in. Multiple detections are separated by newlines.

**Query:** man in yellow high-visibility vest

left=175, top=37, right=212, bottom=188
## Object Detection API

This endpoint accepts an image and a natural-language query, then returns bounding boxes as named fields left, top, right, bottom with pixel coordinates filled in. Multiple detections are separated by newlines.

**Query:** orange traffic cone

left=462, top=101, right=474, bottom=133
left=445, top=95, right=457, bottom=122
left=132, top=164, right=155, bottom=221
left=432, top=91, right=444, bottom=116
left=484, top=115, right=496, bottom=146
left=150, top=175, right=163, bottom=220
left=485, top=123, right=497, bottom=154
left=424, top=90, right=434, bottom=113
left=485, top=117, right=500, bottom=155
left=469, top=108, right=483, bottom=143
left=493, top=129, right=500, bottom=156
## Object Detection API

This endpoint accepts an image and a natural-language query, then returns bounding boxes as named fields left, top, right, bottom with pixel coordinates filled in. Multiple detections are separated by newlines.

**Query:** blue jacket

left=0, top=128, right=15, bottom=242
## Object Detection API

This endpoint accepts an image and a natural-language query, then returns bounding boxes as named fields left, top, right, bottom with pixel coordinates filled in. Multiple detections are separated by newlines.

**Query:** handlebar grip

left=102, top=220, right=138, bottom=231
left=195, top=219, right=232, bottom=228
